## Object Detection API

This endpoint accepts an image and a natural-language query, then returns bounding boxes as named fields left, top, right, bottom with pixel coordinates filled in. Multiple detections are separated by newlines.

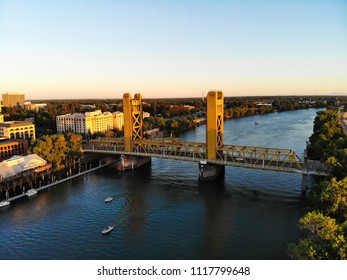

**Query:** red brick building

left=0, top=139, right=28, bottom=162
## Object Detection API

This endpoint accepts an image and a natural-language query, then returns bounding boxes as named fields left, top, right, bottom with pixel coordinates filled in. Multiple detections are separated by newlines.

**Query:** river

left=0, top=108, right=321, bottom=260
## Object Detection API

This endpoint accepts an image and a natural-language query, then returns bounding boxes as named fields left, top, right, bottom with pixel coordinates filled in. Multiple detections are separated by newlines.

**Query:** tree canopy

left=289, top=108, right=347, bottom=259
left=30, top=134, right=82, bottom=169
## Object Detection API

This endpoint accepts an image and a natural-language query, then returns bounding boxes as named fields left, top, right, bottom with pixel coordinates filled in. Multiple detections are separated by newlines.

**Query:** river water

left=0, top=108, right=321, bottom=260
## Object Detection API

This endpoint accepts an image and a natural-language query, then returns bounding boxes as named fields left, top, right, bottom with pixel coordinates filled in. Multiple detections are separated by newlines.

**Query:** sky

left=0, top=0, right=346, bottom=99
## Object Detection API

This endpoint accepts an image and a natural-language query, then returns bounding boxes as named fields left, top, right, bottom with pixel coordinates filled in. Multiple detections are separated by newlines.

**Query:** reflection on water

left=0, top=109, right=321, bottom=260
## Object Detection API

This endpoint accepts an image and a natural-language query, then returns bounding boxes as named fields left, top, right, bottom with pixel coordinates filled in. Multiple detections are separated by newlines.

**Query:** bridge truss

left=83, top=138, right=306, bottom=174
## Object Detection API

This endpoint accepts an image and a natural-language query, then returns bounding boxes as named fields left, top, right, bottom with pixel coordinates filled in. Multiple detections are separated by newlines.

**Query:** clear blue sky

left=0, top=0, right=346, bottom=99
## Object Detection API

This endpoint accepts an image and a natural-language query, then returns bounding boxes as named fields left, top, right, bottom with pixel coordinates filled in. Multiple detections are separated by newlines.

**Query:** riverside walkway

left=8, top=161, right=112, bottom=203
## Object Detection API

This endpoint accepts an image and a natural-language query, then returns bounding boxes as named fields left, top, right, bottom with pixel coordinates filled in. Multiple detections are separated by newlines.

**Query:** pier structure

left=0, top=163, right=51, bottom=203
left=83, top=91, right=329, bottom=192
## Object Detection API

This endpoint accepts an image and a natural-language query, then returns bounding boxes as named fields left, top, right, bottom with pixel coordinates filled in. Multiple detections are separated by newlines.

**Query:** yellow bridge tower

left=123, top=93, right=143, bottom=152
left=206, top=90, right=224, bottom=160
left=199, top=90, right=225, bottom=181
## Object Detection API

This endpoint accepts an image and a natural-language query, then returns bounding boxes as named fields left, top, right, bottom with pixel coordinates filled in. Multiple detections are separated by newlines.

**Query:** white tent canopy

left=0, top=154, right=47, bottom=180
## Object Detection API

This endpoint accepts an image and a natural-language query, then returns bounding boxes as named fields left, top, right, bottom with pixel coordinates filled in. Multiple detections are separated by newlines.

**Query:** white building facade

left=56, top=110, right=124, bottom=135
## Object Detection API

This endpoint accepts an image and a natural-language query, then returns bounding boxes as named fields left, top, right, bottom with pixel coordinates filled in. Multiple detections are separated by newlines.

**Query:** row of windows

left=0, top=144, right=25, bottom=150
left=0, top=150, right=26, bottom=159
left=8, top=127, right=34, bottom=131
left=1, top=148, right=25, bottom=154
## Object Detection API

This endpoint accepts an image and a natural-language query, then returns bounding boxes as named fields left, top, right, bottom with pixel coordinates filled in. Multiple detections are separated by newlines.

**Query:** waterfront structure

left=56, top=110, right=124, bottom=134
left=0, top=121, right=35, bottom=140
left=0, top=138, right=28, bottom=162
left=2, top=93, right=25, bottom=107
left=0, top=154, right=47, bottom=182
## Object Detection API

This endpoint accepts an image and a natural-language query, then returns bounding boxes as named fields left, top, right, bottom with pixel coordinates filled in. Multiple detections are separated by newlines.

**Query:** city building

left=80, top=104, right=96, bottom=111
left=0, top=154, right=47, bottom=182
left=113, top=111, right=124, bottom=130
left=56, top=110, right=124, bottom=134
left=0, top=138, right=28, bottom=162
left=143, top=112, right=150, bottom=119
left=2, top=93, right=25, bottom=107
left=23, top=101, right=48, bottom=112
left=0, top=114, right=4, bottom=122
left=0, top=121, right=35, bottom=140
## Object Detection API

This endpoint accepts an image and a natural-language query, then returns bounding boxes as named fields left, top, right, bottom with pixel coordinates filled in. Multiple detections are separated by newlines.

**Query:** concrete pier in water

left=198, top=161, right=225, bottom=182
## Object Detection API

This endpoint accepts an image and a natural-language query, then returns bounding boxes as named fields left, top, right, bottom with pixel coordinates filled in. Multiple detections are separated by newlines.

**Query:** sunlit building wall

left=2, top=93, right=25, bottom=107
left=0, top=121, right=35, bottom=140
left=56, top=110, right=124, bottom=134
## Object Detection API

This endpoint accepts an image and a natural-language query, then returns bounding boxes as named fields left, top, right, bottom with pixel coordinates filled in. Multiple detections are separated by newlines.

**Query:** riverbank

left=6, top=160, right=113, bottom=204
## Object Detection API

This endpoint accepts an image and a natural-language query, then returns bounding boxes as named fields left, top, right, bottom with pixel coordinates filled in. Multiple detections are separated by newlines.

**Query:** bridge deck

left=83, top=138, right=328, bottom=176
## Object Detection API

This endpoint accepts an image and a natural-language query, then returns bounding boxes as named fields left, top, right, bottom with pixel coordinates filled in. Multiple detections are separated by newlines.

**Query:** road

left=339, top=112, right=347, bottom=134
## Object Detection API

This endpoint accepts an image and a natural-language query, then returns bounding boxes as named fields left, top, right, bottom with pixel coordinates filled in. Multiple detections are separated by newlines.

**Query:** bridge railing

left=218, top=145, right=304, bottom=170
left=132, top=139, right=207, bottom=160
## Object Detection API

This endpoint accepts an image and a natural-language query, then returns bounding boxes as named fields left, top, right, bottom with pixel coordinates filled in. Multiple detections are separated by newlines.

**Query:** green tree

left=32, top=135, right=54, bottom=163
left=310, top=178, right=347, bottom=221
left=31, top=134, right=68, bottom=169
left=65, top=133, right=83, bottom=157
left=288, top=211, right=347, bottom=259
left=52, top=134, right=68, bottom=168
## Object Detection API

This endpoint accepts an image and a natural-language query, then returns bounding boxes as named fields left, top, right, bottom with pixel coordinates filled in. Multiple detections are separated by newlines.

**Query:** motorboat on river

left=0, top=200, right=10, bottom=208
left=102, top=225, right=114, bottom=235
left=104, top=196, right=114, bottom=203
left=26, top=189, right=38, bottom=197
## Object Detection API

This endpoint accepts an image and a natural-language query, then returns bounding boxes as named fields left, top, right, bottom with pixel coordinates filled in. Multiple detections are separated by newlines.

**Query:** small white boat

left=102, top=225, right=114, bottom=235
left=0, top=200, right=10, bottom=208
left=104, top=196, right=114, bottom=203
left=26, top=189, right=38, bottom=197
left=255, top=120, right=259, bottom=125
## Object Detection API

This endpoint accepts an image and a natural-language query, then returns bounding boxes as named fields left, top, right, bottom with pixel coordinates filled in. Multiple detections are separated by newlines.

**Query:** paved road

left=339, top=112, right=347, bottom=134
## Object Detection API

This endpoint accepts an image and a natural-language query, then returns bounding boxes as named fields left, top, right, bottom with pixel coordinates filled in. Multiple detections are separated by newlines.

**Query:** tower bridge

left=82, top=91, right=328, bottom=192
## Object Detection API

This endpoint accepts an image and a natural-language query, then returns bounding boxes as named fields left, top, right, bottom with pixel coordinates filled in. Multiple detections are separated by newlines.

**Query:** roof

left=0, top=154, right=47, bottom=180
left=0, top=138, right=27, bottom=145
left=0, top=121, right=34, bottom=128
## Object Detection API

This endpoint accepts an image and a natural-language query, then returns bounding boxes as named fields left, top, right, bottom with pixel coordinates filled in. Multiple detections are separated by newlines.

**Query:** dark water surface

left=0, top=109, right=321, bottom=259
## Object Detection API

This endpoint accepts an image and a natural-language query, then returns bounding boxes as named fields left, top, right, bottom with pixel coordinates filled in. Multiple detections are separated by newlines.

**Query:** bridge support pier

left=302, top=174, right=308, bottom=194
left=198, top=162, right=225, bottom=182
left=115, top=155, right=151, bottom=171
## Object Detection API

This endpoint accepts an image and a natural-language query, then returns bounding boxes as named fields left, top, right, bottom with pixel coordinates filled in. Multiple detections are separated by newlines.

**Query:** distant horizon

left=20, top=92, right=347, bottom=102
left=1, top=0, right=346, bottom=99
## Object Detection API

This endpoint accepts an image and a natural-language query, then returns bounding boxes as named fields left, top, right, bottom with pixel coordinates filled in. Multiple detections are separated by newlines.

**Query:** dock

left=8, top=161, right=112, bottom=203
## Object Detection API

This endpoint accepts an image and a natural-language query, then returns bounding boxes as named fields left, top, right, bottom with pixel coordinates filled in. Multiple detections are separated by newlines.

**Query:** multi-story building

left=113, top=111, right=124, bottom=130
left=0, top=121, right=35, bottom=140
left=23, top=101, right=48, bottom=112
left=0, top=138, right=28, bottom=162
left=2, top=93, right=25, bottom=107
left=0, top=114, right=4, bottom=122
left=56, top=110, right=124, bottom=135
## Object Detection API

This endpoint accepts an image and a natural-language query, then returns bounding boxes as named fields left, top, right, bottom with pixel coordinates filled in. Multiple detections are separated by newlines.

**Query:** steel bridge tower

left=123, top=93, right=143, bottom=152
left=199, top=90, right=225, bottom=181
left=206, top=90, right=224, bottom=160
